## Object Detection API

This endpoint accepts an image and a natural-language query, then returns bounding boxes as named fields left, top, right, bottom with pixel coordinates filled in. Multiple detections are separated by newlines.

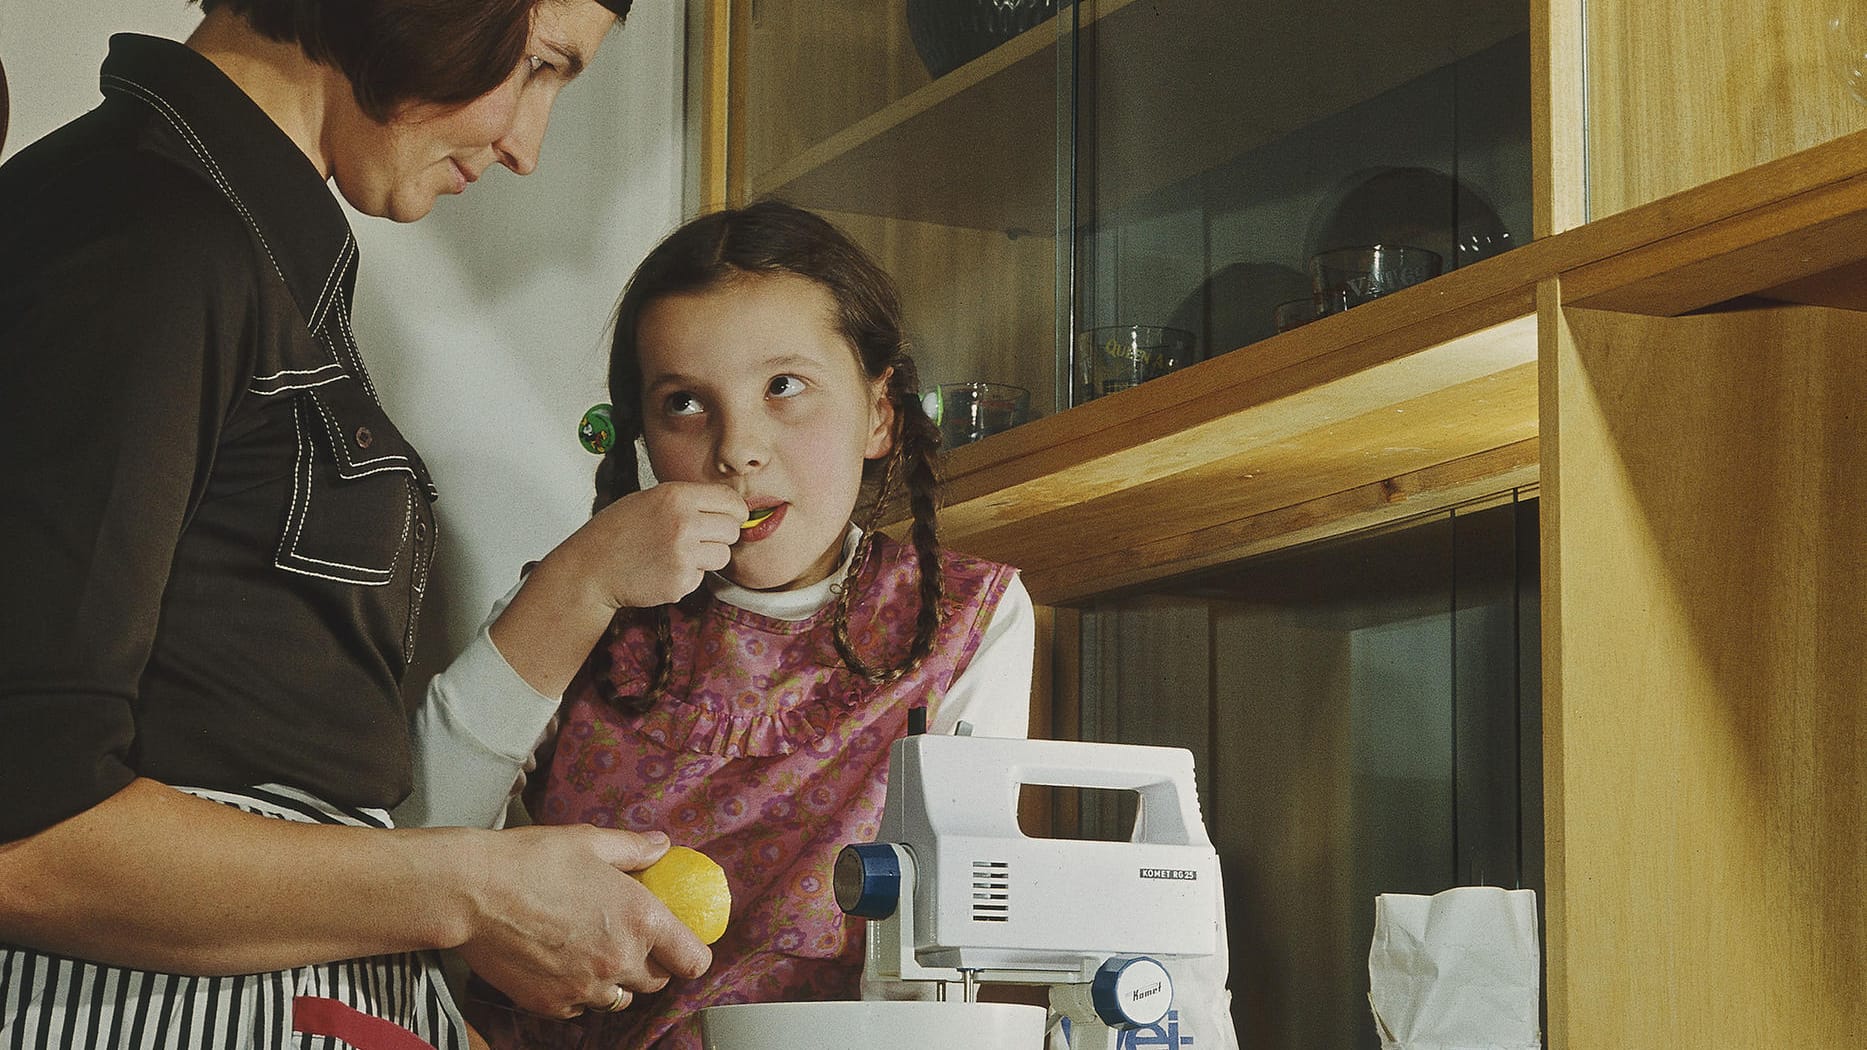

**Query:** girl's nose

left=714, top=417, right=769, bottom=476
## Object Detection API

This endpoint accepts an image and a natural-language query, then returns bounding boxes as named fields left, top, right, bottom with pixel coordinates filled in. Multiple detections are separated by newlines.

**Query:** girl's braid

left=582, top=611, right=671, bottom=718
left=829, top=363, right=946, bottom=683
left=897, top=392, right=946, bottom=674
left=588, top=405, right=677, bottom=715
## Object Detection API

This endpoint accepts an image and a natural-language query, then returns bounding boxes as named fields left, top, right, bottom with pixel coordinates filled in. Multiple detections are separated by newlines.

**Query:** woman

left=0, top=1, right=710, bottom=1047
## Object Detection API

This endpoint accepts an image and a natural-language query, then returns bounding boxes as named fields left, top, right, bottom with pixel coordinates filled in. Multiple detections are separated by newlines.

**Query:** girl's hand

left=567, top=482, right=748, bottom=611
left=450, top=825, right=712, bottom=1019
left=488, top=482, right=746, bottom=698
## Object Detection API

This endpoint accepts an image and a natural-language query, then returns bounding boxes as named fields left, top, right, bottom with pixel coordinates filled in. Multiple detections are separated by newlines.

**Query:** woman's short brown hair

left=197, top=0, right=630, bottom=122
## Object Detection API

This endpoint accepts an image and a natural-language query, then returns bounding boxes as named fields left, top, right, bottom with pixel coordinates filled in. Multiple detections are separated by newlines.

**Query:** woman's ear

left=864, top=367, right=897, bottom=460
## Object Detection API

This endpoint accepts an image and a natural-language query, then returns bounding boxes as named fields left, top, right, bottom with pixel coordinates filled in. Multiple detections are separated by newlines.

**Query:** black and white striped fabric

left=0, top=785, right=468, bottom=1050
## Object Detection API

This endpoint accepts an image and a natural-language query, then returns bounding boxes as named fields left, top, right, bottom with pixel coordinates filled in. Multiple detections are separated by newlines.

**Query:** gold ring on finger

left=601, top=986, right=627, bottom=1013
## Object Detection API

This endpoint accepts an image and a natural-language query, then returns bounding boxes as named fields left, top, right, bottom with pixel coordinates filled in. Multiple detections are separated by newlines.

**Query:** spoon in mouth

left=741, top=507, right=776, bottom=530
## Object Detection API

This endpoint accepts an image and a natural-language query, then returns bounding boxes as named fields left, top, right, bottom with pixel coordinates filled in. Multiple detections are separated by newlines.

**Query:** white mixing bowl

left=699, top=1000, right=1047, bottom=1050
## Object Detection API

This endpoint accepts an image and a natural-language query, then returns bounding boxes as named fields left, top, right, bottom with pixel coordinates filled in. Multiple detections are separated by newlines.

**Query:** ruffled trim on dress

left=625, top=656, right=876, bottom=759
left=589, top=590, right=888, bottom=758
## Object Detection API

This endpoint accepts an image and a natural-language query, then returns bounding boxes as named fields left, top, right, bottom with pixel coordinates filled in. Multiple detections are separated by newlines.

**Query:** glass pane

left=1069, top=0, right=1533, bottom=401
left=1075, top=496, right=1541, bottom=1049
left=732, top=0, right=1071, bottom=435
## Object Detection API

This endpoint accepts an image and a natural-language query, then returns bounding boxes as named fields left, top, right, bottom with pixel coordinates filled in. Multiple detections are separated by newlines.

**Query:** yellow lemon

left=636, top=846, right=731, bottom=945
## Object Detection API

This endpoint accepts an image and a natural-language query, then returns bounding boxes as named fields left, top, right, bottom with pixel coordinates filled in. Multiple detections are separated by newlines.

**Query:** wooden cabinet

left=687, top=0, right=1867, bottom=1044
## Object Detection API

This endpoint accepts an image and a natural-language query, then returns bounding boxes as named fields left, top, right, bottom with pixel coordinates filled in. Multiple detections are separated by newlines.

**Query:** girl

left=0, top=1, right=710, bottom=1046
left=415, top=201, right=1035, bottom=1049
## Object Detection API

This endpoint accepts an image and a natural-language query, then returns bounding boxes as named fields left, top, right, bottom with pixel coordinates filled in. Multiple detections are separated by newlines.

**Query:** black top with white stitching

left=0, top=35, right=439, bottom=841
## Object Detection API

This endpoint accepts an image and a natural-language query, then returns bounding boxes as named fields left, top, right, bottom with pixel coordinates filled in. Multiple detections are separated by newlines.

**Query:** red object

left=292, top=996, right=439, bottom=1050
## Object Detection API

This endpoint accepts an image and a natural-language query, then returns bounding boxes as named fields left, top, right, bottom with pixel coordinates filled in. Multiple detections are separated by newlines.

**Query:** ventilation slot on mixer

left=970, top=859, right=1010, bottom=922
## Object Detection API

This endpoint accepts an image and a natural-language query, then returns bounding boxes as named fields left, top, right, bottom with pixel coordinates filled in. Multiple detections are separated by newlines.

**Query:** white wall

left=0, top=2, right=686, bottom=689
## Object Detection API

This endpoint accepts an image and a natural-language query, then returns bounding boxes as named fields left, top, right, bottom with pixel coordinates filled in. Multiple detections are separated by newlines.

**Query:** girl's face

left=636, top=272, right=895, bottom=592
left=325, top=0, right=616, bottom=222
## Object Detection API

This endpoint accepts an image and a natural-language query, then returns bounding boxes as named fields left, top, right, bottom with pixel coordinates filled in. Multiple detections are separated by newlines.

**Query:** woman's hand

left=488, top=482, right=745, bottom=698
left=447, top=824, right=712, bottom=1019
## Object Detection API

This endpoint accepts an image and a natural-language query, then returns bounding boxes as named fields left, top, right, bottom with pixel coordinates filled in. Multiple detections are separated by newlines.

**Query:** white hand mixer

left=700, top=728, right=1221, bottom=1050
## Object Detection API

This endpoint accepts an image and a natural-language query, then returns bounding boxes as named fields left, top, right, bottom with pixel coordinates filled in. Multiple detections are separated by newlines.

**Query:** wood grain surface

left=1582, top=0, right=1867, bottom=217
left=1543, top=295, right=1867, bottom=1049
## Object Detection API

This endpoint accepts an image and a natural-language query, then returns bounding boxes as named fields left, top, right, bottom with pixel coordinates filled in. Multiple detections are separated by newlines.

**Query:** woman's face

left=326, top=0, right=617, bottom=222
left=636, top=273, right=896, bottom=593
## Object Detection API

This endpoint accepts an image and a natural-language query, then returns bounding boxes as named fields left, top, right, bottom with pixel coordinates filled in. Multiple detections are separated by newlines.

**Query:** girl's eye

left=526, top=55, right=544, bottom=73
left=767, top=375, right=806, bottom=398
left=665, top=392, right=704, bottom=416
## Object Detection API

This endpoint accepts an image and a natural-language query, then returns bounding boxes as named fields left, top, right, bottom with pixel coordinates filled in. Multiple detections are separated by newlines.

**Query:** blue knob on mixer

left=1089, top=955, right=1173, bottom=1029
left=833, top=843, right=901, bottom=919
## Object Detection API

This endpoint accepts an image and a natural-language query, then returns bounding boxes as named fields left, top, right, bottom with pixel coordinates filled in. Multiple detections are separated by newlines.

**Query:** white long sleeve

left=394, top=583, right=558, bottom=830
left=928, top=572, right=1034, bottom=740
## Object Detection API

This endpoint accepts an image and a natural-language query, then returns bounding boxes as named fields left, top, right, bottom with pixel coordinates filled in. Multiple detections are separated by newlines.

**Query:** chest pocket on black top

left=276, top=375, right=429, bottom=586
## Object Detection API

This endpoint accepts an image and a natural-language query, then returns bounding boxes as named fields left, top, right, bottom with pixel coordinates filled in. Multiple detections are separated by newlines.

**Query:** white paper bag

left=1367, top=886, right=1541, bottom=1050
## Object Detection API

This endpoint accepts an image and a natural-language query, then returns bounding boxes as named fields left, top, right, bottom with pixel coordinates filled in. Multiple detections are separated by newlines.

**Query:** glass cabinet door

left=721, top=6, right=1543, bottom=1041
left=1075, top=495, right=1543, bottom=1049
left=1070, top=0, right=1532, bottom=404
left=722, top=0, right=1531, bottom=437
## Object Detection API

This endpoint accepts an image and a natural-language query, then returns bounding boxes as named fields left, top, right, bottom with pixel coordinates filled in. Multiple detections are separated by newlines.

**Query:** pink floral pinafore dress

left=475, top=536, right=1013, bottom=1050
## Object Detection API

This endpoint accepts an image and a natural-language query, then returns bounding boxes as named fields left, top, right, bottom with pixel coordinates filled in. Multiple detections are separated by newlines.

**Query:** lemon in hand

left=635, top=846, right=731, bottom=945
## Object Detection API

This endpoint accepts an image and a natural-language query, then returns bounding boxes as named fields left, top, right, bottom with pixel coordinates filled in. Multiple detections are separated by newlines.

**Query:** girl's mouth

left=738, top=504, right=784, bottom=541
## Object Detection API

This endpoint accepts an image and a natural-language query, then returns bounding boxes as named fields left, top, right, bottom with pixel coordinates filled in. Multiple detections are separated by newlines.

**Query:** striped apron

left=0, top=785, right=469, bottom=1050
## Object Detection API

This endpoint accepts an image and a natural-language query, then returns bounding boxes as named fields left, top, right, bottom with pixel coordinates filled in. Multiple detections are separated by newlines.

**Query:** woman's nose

left=493, top=99, right=550, bottom=176
left=493, top=124, right=541, bottom=176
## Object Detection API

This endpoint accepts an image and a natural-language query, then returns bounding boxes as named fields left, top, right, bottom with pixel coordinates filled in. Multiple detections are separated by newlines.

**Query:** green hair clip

left=578, top=403, right=616, bottom=455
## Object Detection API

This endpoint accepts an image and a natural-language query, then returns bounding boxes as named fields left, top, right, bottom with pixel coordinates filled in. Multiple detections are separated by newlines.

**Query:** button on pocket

left=275, top=390, right=417, bottom=586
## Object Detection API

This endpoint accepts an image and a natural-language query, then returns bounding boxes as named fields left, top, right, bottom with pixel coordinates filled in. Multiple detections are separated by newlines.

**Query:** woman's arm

left=0, top=777, right=710, bottom=1018
left=0, top=178, right=256, bottom=843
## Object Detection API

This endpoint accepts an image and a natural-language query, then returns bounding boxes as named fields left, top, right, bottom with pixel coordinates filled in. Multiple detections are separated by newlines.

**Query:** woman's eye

left=665, top=392, right=703, bottom=416
left=526, top=55, right=544, bottom=74
left=768, top=375, right=806, bottom=398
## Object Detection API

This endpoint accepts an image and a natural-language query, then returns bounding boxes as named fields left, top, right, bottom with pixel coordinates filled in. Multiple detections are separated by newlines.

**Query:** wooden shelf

left=902, top=128, right=1867, bottom=603
left=750, top=0, right=1527, bottom=232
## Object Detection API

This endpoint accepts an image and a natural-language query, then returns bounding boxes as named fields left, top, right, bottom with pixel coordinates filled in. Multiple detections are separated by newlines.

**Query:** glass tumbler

left=932, top=381, right=1031, bottom=448
left=1074, top=325, right=1198, bottom=403
left=1272, top=297, right=1325, bottom=333
left=1308, top=244, right=1442, bottom=313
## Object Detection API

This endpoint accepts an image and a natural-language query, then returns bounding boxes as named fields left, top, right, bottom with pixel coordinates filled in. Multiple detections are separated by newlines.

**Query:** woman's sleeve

left=397, top=581, right=562, bottom=830
left=0, top=171, right=257, bottom=842
left=929, top=572, right=1036, bottom=740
